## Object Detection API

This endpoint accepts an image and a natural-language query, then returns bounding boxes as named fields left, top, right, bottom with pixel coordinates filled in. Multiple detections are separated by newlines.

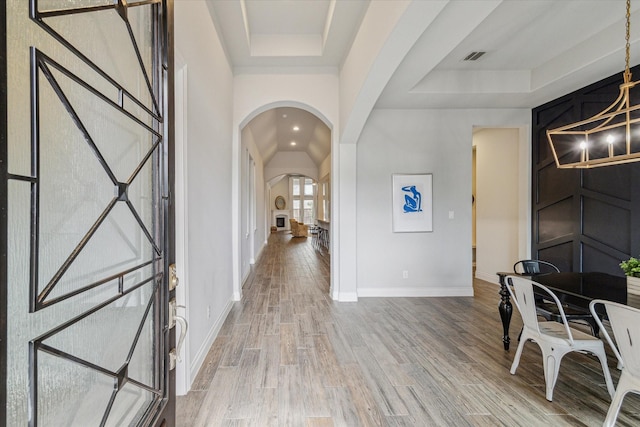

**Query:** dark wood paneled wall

left=532, top=65, right=640, bottom=276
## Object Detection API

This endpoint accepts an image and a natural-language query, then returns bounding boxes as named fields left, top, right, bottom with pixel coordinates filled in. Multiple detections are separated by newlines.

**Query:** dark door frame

left=1, top=1, right=7, bottom=423
left=0, top=1, right=175, bottom=425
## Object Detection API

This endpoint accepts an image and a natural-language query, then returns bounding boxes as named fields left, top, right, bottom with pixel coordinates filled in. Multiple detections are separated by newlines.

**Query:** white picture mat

left=392, top=173, right=433, bottom=232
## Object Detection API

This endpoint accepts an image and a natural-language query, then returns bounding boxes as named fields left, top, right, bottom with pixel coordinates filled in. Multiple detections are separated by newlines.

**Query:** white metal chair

left=513, top=260, right=600, bottom=336
left=507, top=275, right=615, bottom=401
left=590, top=299, right=640, bottom=427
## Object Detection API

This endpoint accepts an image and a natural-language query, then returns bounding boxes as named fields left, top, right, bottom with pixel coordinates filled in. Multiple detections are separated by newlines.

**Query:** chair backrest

left=590, top=300, right=640, bottom=378
left=507, top=275, right=574, bottom=342
left=289, top=219, right=298, bottom=231
left=513, top=259, right=560, bottom=275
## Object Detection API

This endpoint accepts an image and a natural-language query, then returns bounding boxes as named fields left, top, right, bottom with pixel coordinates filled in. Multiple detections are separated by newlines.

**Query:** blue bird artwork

left=401, top=185, right=422, bottom=213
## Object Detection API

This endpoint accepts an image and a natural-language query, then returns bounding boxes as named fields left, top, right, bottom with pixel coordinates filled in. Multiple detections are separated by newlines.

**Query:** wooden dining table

left=496, top=271, right=640, bottom=351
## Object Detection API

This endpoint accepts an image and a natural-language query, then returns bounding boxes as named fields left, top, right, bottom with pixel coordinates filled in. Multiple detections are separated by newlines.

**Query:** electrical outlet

left=207, top=306, right=211, bottom=319
left=449, top=210, right=455, bottom=219
left=402, top=270, right=409, bottom=279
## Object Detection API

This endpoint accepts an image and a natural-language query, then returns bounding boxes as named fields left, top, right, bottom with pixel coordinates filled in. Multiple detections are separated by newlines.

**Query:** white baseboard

left=475, top=270, right=501, bottom=285
left=254, top=241, right=265, bottom=263
left=357, top=286, right=474, bottom=297
left=337, top=292, right=358, bottom=302
left=189, top=298, right=234, bottom=389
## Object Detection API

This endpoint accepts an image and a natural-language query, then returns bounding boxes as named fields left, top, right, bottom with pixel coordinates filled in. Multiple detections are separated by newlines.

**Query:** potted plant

left=620, top=257, right=640, bottom=295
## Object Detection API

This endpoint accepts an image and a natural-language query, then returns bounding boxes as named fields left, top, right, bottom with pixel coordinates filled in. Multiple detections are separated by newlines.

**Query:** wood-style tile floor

left=176, top=231, right=640, bottom=426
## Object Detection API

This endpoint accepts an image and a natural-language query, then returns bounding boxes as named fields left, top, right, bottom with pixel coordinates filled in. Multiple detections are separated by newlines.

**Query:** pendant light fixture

left=547, top=0, right=640, bottom=168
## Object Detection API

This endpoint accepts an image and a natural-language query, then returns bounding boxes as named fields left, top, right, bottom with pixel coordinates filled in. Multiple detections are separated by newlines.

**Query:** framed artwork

left=392, top=173, right=433, bottom=232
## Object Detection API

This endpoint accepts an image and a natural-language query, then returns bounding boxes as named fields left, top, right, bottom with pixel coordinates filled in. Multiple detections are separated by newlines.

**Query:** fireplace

left=272, top=210, right=290, bottom=231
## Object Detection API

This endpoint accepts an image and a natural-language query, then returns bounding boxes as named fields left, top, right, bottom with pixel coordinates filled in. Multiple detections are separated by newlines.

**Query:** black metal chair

left=513, top=259, right=600, bottom=336
left=513, top=259, right=560, bottom=275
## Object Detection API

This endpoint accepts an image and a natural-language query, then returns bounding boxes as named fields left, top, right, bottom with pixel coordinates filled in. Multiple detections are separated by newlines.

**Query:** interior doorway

left=473, top=128, right=522, bottom=283
left=472, top=146, right=477, bottom=275
left=239, top=106, right=332, bottom=294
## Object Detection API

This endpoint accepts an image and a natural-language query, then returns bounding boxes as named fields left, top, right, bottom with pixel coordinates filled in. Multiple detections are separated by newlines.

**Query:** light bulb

left=607, top=134, right=615, bottom=144
left=579, top=141, right=587, bottom=150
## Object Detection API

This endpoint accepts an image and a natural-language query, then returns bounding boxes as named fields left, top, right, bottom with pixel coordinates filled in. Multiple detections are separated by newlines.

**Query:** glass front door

left=3, top=1, right=173, bottom=425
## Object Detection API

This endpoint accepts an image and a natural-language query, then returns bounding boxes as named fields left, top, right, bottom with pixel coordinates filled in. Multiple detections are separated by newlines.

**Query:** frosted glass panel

left=36, top=283, right=157, bottom=425
left=37, top=352, right=113, bottom=426
left=44, top=282, right=155, bottom=373
left=39, top=0, right=113, bottom=11
left=6, top=0, right=165, bottom=425
left=44, top=7, right=152, bottom=117
left=7, top=180, right=31, bottom=427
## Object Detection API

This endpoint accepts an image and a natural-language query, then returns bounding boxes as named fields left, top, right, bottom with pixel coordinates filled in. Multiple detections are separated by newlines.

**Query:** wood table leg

left=497, top=273, right=512, bottom=351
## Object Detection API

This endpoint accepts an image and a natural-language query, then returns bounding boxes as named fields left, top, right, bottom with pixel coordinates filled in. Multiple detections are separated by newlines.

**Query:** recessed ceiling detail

left=207, top=0, right=369, bottom=70
left=242, top=0, right=332, bottom=57
left=244, top=107, right=330, bottom=167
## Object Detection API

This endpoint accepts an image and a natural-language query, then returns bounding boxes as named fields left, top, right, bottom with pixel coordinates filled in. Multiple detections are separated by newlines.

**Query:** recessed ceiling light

left=290, top=141, right=296, bottom=146
left=282, top=114, right=287, bottom=118
left=293, top=126, right=300, bottom=131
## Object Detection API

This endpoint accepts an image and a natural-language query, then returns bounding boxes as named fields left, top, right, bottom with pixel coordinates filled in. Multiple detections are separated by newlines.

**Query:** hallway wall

left=355, top=108, right=530, bottom=296
left=175, top=0, right=234, bottom=392
left=240, top=125, right=266, bottom=284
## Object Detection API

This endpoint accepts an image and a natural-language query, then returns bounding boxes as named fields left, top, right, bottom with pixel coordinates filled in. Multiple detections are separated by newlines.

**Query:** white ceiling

left=377, top=0, right=640, bottom=109
left=207, top=0, right=640, bottom=164
left=244, top=107, right=331, bottom=166
left=206, top=0, right=369, bottom=71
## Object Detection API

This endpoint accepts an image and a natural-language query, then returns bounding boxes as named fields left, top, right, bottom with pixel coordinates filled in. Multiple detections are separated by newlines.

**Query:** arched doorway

left=238, top=106, right=332, bottom=296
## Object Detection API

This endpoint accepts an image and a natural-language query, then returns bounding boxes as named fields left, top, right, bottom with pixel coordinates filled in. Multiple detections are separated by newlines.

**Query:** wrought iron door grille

left=30, top=47, right=163, bottom=312
left=1, top=0, right=170, bottom=425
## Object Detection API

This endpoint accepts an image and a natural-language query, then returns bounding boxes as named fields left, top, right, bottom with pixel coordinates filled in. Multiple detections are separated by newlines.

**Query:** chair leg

left=510, top=335, right=527, bottom=374
left=543, top=355, right=560, bottom=401
left=594, top=347, right=615, bottom=399
left=541, top=345, right=567, bottom=401
left=603, top=374, right=630, bottom=427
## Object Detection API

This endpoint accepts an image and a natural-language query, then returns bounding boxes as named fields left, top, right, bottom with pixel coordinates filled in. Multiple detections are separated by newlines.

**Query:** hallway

left=176, top=232, right=639, bottom=426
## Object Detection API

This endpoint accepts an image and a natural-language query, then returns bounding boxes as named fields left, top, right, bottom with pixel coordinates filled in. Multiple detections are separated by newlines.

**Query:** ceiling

left=206, top=0, right=369, bottom=71
left=244, top=107, right=331, bottom=166
left=207, top=0, right=640, bottom=164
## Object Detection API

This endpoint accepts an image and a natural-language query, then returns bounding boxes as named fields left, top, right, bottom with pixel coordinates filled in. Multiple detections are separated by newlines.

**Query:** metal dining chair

left=513, top=259, right=600, bottom=336
left=513, top=259, right=560, bottom=275
left=590, top=300, right=640, bottom=427
left=507, top=275, right=615, bottom=401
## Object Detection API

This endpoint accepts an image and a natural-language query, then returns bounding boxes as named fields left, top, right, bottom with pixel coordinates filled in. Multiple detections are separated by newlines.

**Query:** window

left=291, top=177, right=315, bottom=224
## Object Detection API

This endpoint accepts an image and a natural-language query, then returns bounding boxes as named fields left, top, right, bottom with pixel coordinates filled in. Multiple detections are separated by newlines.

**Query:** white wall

left=270, top=178, right=289, bottom=211
left=174, top=0, right=234, bottom=394
left=318, top=155, right=331, bottom=222
left=355, top=109, right=530, bottom=296
left=474, top=128, right=522, bottom=283
left=319, top=154, right=331, bottom=180
left=337, top=0, right=456, bottom=302
left=240, top=126, right=266, bottom=284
